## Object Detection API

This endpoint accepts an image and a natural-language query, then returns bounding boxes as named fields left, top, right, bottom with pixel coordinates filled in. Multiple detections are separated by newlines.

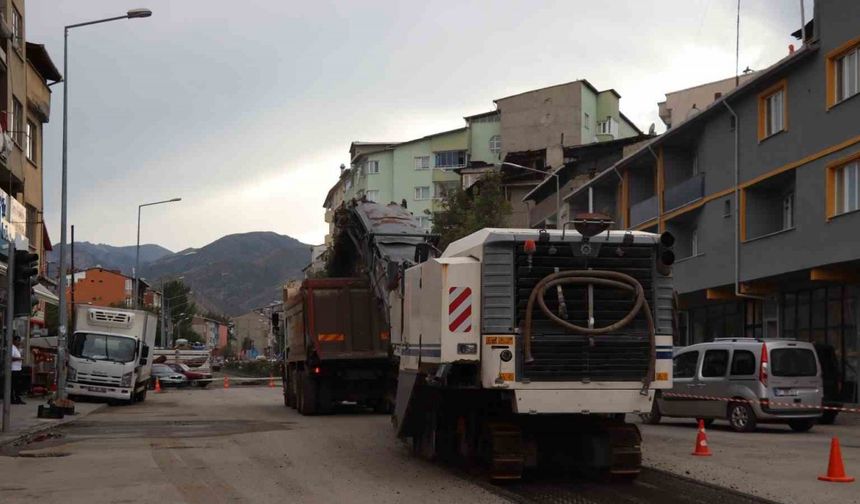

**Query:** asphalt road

left=0, top=387, right=503, bottom=504
left=0, top=386, right=796, bottom=504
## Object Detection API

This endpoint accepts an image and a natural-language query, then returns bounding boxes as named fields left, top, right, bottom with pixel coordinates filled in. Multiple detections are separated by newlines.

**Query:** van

left=641, top=338, right=822, bottom=432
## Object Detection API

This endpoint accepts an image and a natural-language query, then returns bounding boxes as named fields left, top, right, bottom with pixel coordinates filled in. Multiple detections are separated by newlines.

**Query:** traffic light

left=13, top=250, right=39, bottom=317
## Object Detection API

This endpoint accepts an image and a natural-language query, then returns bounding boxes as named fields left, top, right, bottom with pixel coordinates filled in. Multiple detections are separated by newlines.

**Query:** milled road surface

left=0, top=386, right=788, bottom=504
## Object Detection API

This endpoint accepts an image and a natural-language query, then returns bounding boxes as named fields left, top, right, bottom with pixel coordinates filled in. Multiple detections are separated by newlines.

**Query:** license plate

left=86, top=386, right=108, bottom=393
left=774, top=388, right=798, bottom=397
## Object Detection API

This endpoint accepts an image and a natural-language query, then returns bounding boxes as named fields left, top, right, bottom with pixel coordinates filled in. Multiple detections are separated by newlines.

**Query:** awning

left=35, top=282, right=58, bottom=305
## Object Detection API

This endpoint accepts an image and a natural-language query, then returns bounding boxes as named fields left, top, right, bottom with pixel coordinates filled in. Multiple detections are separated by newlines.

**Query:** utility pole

left=2, top=241, right=15, bottom=432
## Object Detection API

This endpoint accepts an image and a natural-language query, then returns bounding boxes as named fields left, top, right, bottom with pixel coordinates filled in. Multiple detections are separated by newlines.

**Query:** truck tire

left=137, top=388, right=148, bottom=403
left=298, top=370, right=318, bottom=416
left=284, top=367, right=296, bottom=408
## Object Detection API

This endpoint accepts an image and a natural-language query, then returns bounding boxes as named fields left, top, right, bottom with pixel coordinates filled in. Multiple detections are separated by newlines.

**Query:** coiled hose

left=523, top=270, right=655, bottom=391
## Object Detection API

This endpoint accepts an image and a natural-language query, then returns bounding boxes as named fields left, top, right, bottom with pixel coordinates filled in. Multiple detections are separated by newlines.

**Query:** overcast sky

left=27, top=0, right=811, bottom=252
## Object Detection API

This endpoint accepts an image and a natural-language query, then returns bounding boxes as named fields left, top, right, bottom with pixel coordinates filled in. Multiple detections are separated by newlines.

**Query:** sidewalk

left=638, top=414, right=860, bottom=504
left=0, top=398, right=104, bottom=448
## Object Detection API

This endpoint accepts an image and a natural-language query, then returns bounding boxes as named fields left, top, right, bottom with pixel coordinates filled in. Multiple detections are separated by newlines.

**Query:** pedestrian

left=11, top=335, right=25, bottom=404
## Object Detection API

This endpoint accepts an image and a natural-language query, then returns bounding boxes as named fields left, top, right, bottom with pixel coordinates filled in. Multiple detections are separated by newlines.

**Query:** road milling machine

left=391, top=218, right=676, bottom=479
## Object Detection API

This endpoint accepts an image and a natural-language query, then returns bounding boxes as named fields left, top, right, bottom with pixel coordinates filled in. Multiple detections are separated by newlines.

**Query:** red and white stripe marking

left=662, top=392, right=860, bottom=413
left=448, top=286, right=473, bottom=333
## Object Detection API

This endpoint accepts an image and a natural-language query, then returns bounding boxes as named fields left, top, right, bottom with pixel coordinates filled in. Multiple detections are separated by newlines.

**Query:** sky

left=26, top=0, right=812, bottom=252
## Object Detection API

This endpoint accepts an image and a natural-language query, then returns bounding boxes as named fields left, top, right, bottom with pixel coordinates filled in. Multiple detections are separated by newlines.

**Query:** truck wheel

left=298, top=370, right=318, bottom=416
left=728, top=402, right=757, bottom=432
left=136, top=388, right=147, bottom=403
left=284, top=367, right=295, bottom=408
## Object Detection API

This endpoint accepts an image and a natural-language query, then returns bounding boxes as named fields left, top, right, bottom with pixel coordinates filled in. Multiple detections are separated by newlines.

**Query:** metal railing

left=630, top=195, right=658, bottom=227
left=664, top=173, right=705, bottom=211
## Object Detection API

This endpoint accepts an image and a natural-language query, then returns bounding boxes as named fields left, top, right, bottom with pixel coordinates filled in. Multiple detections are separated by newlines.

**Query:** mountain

left=47, top=242, right=173, bottom=277
left=143, top=232, right=311, bottom=316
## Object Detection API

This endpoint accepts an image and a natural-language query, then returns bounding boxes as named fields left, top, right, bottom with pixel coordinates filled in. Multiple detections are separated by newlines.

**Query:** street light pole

left=501, top=162, right=562, bottom=229
left=134, top=198, right=181, bottom=309
left=56, top=8, right=153, bottom=404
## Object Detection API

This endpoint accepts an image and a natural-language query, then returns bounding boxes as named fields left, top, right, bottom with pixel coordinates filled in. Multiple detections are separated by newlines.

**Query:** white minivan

left=641, top=338, right=823, bottom=432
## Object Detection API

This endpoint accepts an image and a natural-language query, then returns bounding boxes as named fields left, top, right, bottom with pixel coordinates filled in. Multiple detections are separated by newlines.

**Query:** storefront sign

left=0, top=187, right=27, bottom=247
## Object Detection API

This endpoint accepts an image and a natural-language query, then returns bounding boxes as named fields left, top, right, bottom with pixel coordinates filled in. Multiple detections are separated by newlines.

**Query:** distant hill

left=48, top=232, right=312, bottom=316
left=47, top=242, right=173, bottom=277
left=142, top=232, right=311, bottom=316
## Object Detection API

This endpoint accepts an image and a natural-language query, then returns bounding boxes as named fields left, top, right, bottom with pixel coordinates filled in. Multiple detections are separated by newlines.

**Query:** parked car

left=211, top=357, right=224, bottom=372
left=814, top=343, right=845, bottom=424
left=150, top=363, right=189, bottom=388
left=167, top=363, right=212, bottom=388
left=641, top=338, right=822, bottom=432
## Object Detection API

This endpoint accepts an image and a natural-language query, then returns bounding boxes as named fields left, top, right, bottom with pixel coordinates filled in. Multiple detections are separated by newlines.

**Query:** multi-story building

left=66, top=267, right=155, bottom=310
left=0, top=1, right=62, bottom=344
left=572, top=0, right=860, bottom=402
left=322, top=79, right=642, bottom=237
left=191, top=315, right=228, bottom=351
left=658, top=72, right=759, bottom=130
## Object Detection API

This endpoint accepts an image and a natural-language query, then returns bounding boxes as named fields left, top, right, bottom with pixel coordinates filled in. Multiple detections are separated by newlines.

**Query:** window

left=832, top=161, right=859, bottom=216
left=365, top=190, right=379, bottom=202
left=10, top=98, right=23, bottom=145
left=417, top=216, right=431, bottom=230
left=730, top=350, right=756, bottom=376
left=583, top=113, right=590, bottom=129
left=770, top=348, right=818, bottom=377
left=414, top=186, right=431, bottom=200
left=674, top=352, right=699, bottom=378
left=344, top=178, right=352, bottom=191
left=366, top=160, right=379, bottom=174
left=434, top=150, right=466, bottom=169
left=488, top=135, right=501, bottom=154
left=25, top=120, right=36, bottom=162
left=828, top=40, right=860, bottom=107
left=757, top=80, right=786, bottom=141
left=414, top=156, right=430, bottom=171
left=782, top=192, right=794, bottom=229
left=701, top=349, right=729, bottom=377
left=723, top=199, right=731, bottom=218
left=11, top=7, right=22, bottom=50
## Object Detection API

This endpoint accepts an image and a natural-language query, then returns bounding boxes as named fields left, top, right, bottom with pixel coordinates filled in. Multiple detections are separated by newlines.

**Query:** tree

left=432, top=171, right=511, bottom=249
left=163, top=279, right=198, bottom=344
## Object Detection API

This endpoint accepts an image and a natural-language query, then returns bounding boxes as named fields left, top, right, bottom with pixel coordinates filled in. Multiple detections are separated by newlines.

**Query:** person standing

left=11, top=335, right=24, bottom=405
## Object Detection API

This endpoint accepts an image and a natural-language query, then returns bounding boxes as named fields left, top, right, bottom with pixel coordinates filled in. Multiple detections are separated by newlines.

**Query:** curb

left=0, top=402, right=107, bottom=450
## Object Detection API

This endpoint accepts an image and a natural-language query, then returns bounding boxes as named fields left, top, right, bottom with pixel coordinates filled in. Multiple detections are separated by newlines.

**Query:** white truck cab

left=66, top=306, right=157, bottom=403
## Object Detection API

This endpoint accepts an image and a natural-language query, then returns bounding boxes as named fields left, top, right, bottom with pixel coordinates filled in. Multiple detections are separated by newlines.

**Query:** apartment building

left=572, top=0, right=860, bottom=402
left=66, top=267, right=155, bottom=310
left=0, top=1, right=61, bottom=335
left=658, top=72, right=759, bottom=130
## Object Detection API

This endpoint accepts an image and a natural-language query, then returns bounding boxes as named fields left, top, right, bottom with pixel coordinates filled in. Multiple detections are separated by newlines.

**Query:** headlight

left=67, top=367, right=77, bottom=382
left=121, top=372, right=133, bottom=387
left=457, top=343, right=478, bottom=355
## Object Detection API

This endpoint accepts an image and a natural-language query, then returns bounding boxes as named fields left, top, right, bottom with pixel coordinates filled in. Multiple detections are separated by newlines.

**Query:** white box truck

left=66, top=306, right=157, bottom=403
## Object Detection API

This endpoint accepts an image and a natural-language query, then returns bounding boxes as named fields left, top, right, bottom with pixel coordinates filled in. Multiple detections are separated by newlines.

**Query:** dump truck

left=392, top=220, right=676, bottom=480
left=282, top=278, right=393, bottom=414
left=282, top=200, right=438, bottom=414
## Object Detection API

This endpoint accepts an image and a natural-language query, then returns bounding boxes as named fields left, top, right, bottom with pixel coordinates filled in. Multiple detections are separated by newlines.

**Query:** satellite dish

left=686, top=104, right=700, bottom=120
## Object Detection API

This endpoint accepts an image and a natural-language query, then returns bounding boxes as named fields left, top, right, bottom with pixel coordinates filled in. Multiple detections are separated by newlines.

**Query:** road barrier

left=662, top=392, right=860, bottom=414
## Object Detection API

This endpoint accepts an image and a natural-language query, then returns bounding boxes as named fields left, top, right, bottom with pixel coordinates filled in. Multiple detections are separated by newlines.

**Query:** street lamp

left=501, top=162, right=562, bottom=229
left=56, top=8, right=154, bottom=405
left=134, top=198, right=181, bottom=309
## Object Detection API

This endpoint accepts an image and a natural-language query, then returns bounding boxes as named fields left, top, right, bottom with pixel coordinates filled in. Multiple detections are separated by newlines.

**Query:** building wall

left=362, top=150, right=394, bottom=203
left=580, top=86, right=598, bottom=143
left=658, top=73, right=758, bottom=129
left=496, top=81, right=584, bottom=156
left=232, top=311, right=268, bottom=358
left=68, top=268, right=132, bottom=308
left=467, top=114, right=501, bottom=165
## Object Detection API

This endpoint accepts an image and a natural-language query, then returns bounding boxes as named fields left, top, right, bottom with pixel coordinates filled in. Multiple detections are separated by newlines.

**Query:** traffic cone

left=819, top=437, right=854, bottom=482
left=223, top=376, right=230, bottom=389
left=691, top=419, right=712, bottom=456
left=268, top=375, right=275, bottom=388
left=154, top=378, right=162, bottom=393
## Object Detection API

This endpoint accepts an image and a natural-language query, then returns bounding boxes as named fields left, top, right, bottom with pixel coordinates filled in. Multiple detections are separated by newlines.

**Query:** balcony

left=630, top=195, right=658, bottom=227
left=664, top=173, right=705, bottom=211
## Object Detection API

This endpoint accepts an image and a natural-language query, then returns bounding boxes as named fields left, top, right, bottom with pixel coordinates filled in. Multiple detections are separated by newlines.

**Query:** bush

left=223, top=359, right=280, bottom=377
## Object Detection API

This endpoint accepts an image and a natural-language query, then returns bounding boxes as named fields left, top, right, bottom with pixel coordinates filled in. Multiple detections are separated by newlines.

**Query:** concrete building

left=658, top=73, right=760, bottom=130
left=232, top=311, right=268, bottom=360
left=572, top=0, right=860, bottom=403
left=191, top=315, right=228, bottom=351
left=67, top=267, right=155, bottom=310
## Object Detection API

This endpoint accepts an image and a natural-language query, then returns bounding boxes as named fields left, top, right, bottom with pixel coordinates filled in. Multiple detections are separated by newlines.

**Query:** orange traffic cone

left=691, top=419, right=712, bottom=456
left=268, top=375, right=275, bottom=388
left=223, top=376, right=230, bottom=389
left=154, top=377, right=162, bottom=393
left=819, top=437, right=854, bottom=482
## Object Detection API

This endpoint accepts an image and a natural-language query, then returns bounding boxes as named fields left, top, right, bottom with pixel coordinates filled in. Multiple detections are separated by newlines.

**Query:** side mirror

left=139, top=344, right=150, bottom=366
